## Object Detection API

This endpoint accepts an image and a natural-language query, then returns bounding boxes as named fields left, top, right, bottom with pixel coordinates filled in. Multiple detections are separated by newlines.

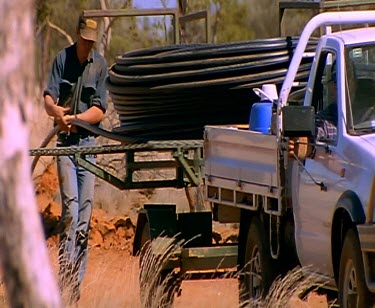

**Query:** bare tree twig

left=47, top=19, right=74, bottom=45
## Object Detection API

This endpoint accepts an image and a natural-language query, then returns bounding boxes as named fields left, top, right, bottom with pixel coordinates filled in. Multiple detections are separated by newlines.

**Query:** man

left=43, top=15, right=108, bottom=303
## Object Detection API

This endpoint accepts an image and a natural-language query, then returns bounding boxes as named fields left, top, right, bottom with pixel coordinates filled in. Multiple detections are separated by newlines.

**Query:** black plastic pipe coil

left=107, top=37, right=318, bottom=141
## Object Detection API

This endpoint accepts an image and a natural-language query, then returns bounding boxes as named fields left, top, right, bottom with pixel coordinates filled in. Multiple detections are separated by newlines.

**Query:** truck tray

left=204, top=126, right=280, bottom=207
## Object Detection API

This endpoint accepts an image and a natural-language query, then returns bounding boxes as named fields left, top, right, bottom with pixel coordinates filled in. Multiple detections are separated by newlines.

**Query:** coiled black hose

left=106, top=37, right=318, bottom=140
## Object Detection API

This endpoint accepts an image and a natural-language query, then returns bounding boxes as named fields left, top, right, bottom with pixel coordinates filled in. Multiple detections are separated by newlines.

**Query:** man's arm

left=64, top=105, right=104, bottom=125
left=91, top=56, right=108, bottom=112
left=43, top=52, right=71, bottom=129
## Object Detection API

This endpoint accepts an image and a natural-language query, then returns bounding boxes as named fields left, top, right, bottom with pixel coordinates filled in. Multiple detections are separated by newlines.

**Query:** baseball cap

left=78, top=16, right=98, bottom=42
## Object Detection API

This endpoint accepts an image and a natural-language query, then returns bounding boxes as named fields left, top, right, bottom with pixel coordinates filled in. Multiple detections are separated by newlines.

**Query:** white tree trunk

left=0, top=1, right=62, bottom=307
left=98, top=0, right=112, bottom=57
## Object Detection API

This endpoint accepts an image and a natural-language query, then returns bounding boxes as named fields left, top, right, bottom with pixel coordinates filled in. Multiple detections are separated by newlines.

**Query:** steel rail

left=30, top=140, right=203, bottom=157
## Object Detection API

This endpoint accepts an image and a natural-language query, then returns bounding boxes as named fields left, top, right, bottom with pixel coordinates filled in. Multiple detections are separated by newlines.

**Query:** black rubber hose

left=31, top=125, right=60, bottom=173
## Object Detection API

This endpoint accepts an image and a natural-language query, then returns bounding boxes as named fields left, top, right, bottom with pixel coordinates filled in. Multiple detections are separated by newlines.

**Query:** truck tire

left=139, top=221, right=178, bottom=308
left=339, top=228, right=375, bottom=308
left=240, top=216, right=276, bottom=303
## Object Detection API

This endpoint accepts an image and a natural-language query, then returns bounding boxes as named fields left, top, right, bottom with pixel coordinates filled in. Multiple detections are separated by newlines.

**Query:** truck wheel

left=339, top=228, right=375, bottom=308
left=139, top=221, right=177, bottom=308
left=240, top=217, right=276, bottom=303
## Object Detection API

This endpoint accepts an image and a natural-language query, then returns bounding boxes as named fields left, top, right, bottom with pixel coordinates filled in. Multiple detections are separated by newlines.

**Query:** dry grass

left=0, top=238, right=332, bottom=308
left=52, top=245, right=141, bottom=308
left=139, top=237, right=184, bottom=308
left=264, top=267, right=330, bottom=308
left=78, top=252, right=140, bottom=307
left=136, top=236, right=330, bottom=308
left=240, top=266, right=330, bottom=308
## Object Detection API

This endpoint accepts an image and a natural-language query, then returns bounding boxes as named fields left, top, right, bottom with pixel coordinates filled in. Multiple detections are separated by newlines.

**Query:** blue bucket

left=249, top=101, right=273, bottom=134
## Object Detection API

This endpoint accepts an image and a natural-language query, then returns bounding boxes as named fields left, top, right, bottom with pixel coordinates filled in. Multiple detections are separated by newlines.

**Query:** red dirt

left=77, top=249, right=329, bottom=308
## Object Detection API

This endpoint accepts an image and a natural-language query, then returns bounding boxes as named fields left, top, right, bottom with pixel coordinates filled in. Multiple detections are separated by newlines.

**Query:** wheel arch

left=331, top=190, right=366, bottom=282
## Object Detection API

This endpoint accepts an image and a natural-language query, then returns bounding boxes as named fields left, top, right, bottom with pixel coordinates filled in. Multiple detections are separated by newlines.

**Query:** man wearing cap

left=43, top=15, right=108, bottom=303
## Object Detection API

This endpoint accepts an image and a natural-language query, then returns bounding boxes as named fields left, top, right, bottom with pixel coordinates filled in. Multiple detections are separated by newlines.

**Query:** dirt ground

left=75, top=247, right=331, bottom=308
left=77, top=247, right=239, bottom=308
left=72, top=248, right=330, bottom=308
left=0, top=246, right=332, bottom=308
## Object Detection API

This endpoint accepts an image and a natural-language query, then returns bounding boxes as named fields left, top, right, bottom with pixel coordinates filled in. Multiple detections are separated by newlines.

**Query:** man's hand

left=44, top=95, right=69, bottom=117
left=44, top=95, right=71, bottom=130
left=63, top=114, right=76, bottom=125
left=50, top=106, right=70, bottom=131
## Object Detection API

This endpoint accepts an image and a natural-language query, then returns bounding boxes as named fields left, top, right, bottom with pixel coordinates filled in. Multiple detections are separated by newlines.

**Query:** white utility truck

left=204, top=11, right=375, bottom=307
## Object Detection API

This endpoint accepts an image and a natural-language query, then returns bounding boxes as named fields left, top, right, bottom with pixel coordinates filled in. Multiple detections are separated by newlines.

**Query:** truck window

left=346, top=45, right=375, bottom=134
left=312, top=51, right=338, bottom=143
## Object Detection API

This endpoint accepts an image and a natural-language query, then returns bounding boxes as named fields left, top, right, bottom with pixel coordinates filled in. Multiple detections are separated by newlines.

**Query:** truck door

left=292, top=50, right=344, bottom=276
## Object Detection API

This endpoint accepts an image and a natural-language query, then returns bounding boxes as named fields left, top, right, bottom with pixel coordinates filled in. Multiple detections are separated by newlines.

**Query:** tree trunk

left=178, top=0, right=188, bottom=43
left=98, top=0, right=112, bottom=57
left=0, top=1, right=62, bottom=307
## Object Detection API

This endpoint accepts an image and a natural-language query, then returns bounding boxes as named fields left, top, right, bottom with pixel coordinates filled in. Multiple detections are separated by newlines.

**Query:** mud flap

left=133, top=204, right=177, bottom=256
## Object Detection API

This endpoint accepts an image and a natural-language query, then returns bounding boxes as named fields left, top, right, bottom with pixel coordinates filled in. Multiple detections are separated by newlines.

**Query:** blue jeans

left=56, top=135, right=96, bottom=293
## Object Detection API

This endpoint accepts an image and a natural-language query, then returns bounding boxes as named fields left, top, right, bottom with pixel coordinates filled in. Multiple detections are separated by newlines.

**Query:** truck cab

left=293, top=27, right=375, bottom=263
left=287, top=25, right=369, bottom=276
left=285, top=22, right=375, bottom=307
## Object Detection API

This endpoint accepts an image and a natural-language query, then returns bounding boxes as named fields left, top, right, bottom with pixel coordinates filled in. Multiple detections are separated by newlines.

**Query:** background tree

left=37, top=0, right=313, bottom=90
left=0, top=0, right=61, bottom=306
left=182, top=0, right=254, bottom=43
left=36, top=0, right=373, bottom=92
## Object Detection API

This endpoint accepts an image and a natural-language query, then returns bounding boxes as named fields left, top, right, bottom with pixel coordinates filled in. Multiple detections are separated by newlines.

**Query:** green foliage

left=242, top=0, right=280, bottom=38
left=182, top=0, right=255, bottom=43
left=212, top=0, right=255, bottom=42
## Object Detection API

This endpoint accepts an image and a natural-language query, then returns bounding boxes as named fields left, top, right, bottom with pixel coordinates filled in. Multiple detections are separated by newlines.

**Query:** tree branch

left=47, top=19, right=74, bottom=45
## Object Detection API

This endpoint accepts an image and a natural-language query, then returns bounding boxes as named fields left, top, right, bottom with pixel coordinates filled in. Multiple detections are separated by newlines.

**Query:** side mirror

left=282, top=105, right=315, bottom=137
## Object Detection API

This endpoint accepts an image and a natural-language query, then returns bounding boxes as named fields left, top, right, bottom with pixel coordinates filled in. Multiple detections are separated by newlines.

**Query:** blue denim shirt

left=44, top=42, right=108, bottom=119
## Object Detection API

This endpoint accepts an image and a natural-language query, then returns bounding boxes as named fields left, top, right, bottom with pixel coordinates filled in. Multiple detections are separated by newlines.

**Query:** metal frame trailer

left=30, top=139, right=238, bottom=279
